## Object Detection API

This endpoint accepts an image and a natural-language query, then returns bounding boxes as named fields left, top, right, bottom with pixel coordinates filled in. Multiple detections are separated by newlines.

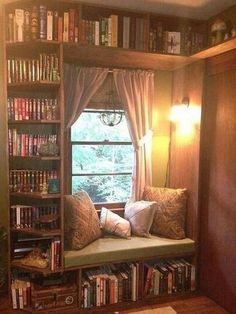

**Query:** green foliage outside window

left=71, top=111, right=134, bottom=203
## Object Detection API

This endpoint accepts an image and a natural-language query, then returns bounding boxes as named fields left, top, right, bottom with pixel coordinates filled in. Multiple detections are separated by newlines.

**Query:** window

left=71, top=110, right=134, bottom=203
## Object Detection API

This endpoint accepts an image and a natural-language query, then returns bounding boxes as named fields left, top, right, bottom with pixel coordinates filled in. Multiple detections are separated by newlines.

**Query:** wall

left=170, top=60, right=205, bottom=240
left=199, top=50, right=236, bottom=312
left=152, top=70, right=172, bottom=187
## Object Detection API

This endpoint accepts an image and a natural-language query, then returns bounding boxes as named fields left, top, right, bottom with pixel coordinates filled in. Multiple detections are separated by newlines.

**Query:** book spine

left=15, top=9, right=24, bottom=42
left=53, top=11, right=59, bottom=41
left=69, top=9, right=75, bottom=42
left=39, top=5, right=47, bottom=40
left=47, top=10, right=53, bottom=40
left=63, top=12, right=69, bottom=42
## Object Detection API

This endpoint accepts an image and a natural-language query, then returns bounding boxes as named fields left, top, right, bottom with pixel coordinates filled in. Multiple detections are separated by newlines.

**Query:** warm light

left=170, top=104, right=201, bottom=125
left=170, top=98, right=201, bottom=136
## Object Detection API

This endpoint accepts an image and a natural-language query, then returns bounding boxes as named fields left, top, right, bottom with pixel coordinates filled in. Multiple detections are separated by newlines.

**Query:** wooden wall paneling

left=170, top=60, right=205, bottom=241
left=199, top=52, right=236, bottom=312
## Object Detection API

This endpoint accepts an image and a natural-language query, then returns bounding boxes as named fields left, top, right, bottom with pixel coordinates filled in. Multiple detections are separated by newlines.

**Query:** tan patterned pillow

left=143, top=186, right=187, bottom=239
left=100, top=207, right=131, bottom=239
left=124, top=201, right=156, bottom=238
left=64, top=191, right=102, bottom=250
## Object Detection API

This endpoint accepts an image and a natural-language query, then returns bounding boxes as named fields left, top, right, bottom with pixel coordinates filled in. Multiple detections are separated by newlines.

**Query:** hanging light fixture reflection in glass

left=99, top=75, right=123, bottom=127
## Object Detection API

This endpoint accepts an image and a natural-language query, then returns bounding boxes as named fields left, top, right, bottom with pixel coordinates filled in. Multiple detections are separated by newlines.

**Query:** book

left=53, top=11, right=59, bottom=41
left=69, top=9, right=75, bottom=42
left=167, top=31, right=181, bottom=54
left=39, top=5, right=47, bottom=39
left=47, top=10, right=53, bottom=40
left=15, top=9, right=24, bottom=42
left=123, top=16, right=130, bottom=49
left=31, top=6, right=39, bottom=40
left=63, top=12, right=69, bottom=42
left=111, top=14, right=118, bottom=47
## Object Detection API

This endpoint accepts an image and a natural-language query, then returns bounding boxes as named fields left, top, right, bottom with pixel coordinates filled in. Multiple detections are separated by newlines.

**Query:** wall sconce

left=170, top=97, right=189, bottom=122
left=170, top=97, right=201, bottom=135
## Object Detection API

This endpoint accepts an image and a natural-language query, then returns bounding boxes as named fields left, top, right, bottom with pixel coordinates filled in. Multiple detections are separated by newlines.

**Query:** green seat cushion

left=64, top=235, right=195, bottom=269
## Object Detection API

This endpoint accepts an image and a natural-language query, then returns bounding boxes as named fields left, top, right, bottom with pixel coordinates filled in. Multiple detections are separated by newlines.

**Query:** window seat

left=64, top=235, right=195, bottom=269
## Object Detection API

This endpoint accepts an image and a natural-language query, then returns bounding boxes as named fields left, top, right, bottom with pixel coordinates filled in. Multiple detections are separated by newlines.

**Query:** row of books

left=7, top=53, right=60, bottom=84
left=82, top=262, right=141, bottom=308
left=9, top=169, right=59, bottom=193
left=80, top=15, right=147, bottom=51
left=6, top=6, right=79, bottom=43
left=144, top=259, right=195, bottom=296
left=10, top=204, right=59, bottom=230
left=8, top=130, right=57, bottom=157
left=149, top=24, right=204, bottom=55
left=13, top=237, right=61, bottom=271
left=8, top=97, right=58, bottom=121
left=11, top=279, right=31, bottom=310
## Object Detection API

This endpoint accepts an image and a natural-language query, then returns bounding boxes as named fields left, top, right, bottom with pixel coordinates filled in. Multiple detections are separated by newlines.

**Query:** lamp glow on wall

left=170, top=97, right=201, bottom=135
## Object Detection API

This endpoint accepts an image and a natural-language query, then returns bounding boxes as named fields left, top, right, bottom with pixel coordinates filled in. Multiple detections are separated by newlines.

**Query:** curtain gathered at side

left=63, top=64, right=109, bottom=128
left=113, top=69, right=154, bottom=201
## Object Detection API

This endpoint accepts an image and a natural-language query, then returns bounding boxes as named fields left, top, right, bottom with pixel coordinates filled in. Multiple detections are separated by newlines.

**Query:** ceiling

left=80, top=0, right=236, bottom=19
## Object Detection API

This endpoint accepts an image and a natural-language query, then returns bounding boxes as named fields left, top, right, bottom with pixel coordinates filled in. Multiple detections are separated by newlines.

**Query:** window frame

left=70, top=110, right=133, bottom=208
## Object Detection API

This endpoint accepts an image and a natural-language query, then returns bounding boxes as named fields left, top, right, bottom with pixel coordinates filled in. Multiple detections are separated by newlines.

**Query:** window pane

left=71, top=111, right=131, bottom=142
left=72, top=175, right=132, bottom=203
left=72, top=144, right=133, bottom=174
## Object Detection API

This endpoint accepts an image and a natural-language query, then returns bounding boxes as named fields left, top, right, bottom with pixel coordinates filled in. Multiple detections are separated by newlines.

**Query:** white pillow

left=124, top=201, right=156, bottom=238
left=100, top=207, right=131, bottom=239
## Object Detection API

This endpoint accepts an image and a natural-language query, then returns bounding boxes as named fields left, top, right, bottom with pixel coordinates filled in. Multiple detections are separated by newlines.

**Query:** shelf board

left=11, top=260, right=63, bottom=274
left=5, top=37, right=236, bottom=72
left=192, top=36, right=236, bottom=60
left=11, top=228, right=61, bottom=237
left=7, top=81, right=61, bottom=90
left=63, top=43, right=195, bottom=71
left=8, top=119, right=61, bottom=124
left=9, top=155, right=61, bottom=161
left=6, top=39, right=60, bottom=48
left=10, top=192, right=61, bottom=199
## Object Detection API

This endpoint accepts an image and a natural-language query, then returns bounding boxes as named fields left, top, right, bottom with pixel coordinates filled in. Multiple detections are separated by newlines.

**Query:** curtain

left=113, top=69, right=154, bottom=201
left=64, top=64, right=109, bottom=128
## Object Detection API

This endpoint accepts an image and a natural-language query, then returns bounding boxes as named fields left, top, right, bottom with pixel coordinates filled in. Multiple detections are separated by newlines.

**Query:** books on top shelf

left=6, top=5, right=79, bottom=43
left=80, top=15, right=147, bottom=51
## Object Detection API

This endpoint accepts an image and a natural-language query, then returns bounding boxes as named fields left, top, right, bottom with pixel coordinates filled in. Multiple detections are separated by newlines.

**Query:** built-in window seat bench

left=64, top=235, right=195, bottom=269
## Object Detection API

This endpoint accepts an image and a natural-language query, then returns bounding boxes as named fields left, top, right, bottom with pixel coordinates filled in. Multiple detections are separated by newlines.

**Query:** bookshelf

left=2, top=0, right=236, bottom=312
left=4, top=1, right=65, bottom=309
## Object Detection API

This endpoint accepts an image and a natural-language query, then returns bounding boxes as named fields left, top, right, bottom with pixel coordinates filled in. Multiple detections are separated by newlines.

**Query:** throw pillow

left=143, top=186, right=187, bottom=239
left=64, top=191, right=102, bottom=250
left=124, top=201, right=156, bottom=237
left=100, top=207, right=131, bottom=239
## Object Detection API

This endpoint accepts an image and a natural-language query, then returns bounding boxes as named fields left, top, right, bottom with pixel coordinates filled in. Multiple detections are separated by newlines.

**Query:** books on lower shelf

left=12, top=236, right=61, bottom=271
left=143, top=259, right=195, bottom=296
left=81, top=262, right=141, bottom=308
left=11, top=279, right=31, bottom=310
left=9, top=169, right=59, bottom=193
left=10, top=204, right=59, bottom=230
left=8, top=130, right=57, bottom=157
